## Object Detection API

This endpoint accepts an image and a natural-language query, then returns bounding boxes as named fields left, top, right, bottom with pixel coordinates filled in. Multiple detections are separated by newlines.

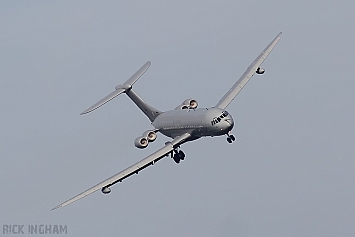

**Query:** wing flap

left=52, top=133, right=191, bottom=210
left=215, top=32, right=282, bottom=109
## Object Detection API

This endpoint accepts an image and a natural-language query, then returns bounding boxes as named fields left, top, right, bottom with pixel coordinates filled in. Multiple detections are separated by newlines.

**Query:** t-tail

left=80, top=61, right=162, bottom=122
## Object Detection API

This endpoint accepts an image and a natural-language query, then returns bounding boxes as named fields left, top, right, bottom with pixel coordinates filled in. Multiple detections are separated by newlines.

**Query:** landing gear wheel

left=172, top=150, right=185, bottom=163
left=227, top=137, right=232, bottom=143
left=173, top=154, right=180, bottom=163
left=230, top=135, right=235, bottom=141
left=178, top=150, right=185, bottom=160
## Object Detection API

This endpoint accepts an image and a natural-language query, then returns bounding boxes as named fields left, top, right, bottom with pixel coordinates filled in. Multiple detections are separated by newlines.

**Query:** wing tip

left=51, top=204, right=62, bottom=211
left=80, top=110, right=89, bottom=115
left=80, top=106, right=97, bottom=115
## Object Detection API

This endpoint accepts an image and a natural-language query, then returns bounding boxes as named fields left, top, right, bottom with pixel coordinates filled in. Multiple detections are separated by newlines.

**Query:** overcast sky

left=1, top=1, right=354, bottom=236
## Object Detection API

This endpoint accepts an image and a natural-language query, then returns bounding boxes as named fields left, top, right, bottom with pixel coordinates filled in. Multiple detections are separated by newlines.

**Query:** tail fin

left=80, top=61, right=162, bottom=122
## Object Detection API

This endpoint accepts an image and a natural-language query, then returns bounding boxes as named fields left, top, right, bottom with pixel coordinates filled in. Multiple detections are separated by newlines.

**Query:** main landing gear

left=227, top=134, right=235, bottom=143
left=171, top=149, right=185, bottom=164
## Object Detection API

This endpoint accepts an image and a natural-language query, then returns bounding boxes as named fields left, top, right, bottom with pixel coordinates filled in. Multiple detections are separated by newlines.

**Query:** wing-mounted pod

left=174, top=99, right=198, bottom=110
left=101, top=187, right=111, bottom=194
left=134, top=130, right=157, bottom=149
left=256, top=67, right=265, bottom=74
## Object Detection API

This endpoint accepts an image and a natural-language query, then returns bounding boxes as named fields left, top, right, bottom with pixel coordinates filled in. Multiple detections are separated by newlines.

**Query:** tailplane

left=81, top=61, right=162, bottom=122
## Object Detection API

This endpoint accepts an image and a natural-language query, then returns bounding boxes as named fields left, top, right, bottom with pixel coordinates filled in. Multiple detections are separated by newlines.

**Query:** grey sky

left=1, top=1, right=354, bottom=236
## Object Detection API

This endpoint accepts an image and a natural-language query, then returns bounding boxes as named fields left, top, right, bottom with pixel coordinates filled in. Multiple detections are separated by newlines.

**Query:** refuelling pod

left=101, top=187, right=111, bottom=194
left=256, top=67, right=265, bottom=74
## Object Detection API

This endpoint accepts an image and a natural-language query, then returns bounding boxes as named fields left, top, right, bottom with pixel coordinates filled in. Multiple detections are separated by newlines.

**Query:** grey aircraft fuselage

left=152, top=107, right=234, bottom=140
left=121, top=84, right=234, bottom=143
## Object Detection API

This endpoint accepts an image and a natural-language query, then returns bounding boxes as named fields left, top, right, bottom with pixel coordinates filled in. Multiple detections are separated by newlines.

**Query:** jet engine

left=134, top=136, right=149, bottom=149
left=174, top=99, right=198, bottom=110
left=183, top=99, right=198, bottom=109
left=174, top=104, right=189, bottom=110
left=256, top=67, right=265, bottom=74
left=142, top=130, right=157, bottom=142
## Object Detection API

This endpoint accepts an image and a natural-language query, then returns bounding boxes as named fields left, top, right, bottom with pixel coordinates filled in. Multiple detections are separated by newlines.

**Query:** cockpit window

left=211, top=111, right=229, bottom=126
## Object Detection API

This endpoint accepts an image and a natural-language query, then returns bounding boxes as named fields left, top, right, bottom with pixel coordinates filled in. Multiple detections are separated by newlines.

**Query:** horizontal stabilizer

left=123, top=61, right=151, bottom=87
left=80, top=89, right=125, bottom=115
left=80, top=61, right=151, bottom=115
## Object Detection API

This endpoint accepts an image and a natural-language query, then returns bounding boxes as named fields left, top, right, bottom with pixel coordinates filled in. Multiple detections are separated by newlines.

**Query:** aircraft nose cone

left=225, top=118, right=234, bottom=129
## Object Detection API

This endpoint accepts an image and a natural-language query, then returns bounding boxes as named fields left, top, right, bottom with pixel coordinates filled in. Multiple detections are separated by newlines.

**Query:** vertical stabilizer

left=125, top=89, right=162, bottom=122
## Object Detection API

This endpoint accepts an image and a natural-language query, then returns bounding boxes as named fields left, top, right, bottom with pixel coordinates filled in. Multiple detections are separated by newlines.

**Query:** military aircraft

left=52, top=32, right=282, bottom=210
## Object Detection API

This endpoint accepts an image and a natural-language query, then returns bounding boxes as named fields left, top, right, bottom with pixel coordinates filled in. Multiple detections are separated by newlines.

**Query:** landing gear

left=226, top=134, right=235, bottom=143
left=172, top=149, right=185, bottom=164
left=178, top=150, right=185, bottom=160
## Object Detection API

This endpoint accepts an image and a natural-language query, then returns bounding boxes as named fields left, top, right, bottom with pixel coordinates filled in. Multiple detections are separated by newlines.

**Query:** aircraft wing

left=215, top=32, right=282, bottom=109
left=52, top=133, right=191, bottom=210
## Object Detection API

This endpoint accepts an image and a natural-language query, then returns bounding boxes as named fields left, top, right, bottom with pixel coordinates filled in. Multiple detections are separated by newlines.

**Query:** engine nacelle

left=256, top=67, right=265, bottom=74
left=174, top=104, right=190, bottom=110
left=134, top=136, right=149, bottom=149
left=183, top=99, right=198, bottom=109
left=142, top=130, right=157, bottom=142
left=175, top=99, right=198, bottom=110
left=101, top=187, right=111, bottom=194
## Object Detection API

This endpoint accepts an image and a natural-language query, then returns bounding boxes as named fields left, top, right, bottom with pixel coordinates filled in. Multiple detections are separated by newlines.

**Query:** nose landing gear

left=227, top=134, right=235, bottom=143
